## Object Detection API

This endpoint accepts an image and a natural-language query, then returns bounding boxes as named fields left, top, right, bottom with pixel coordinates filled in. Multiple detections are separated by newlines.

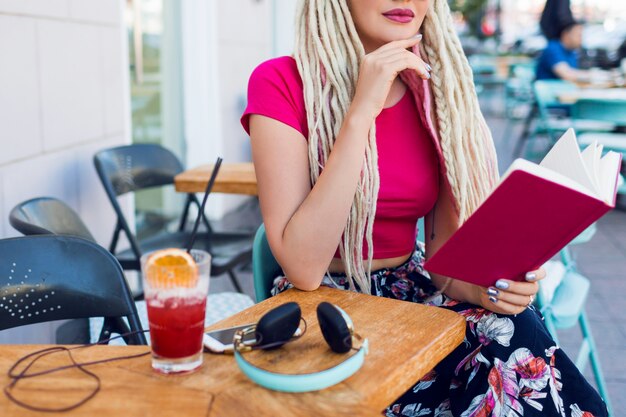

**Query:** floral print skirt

left=271, top=244, right=608, bottom=417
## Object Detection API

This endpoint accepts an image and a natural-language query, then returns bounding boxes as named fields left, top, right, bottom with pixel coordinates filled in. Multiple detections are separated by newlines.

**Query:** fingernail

left=412, top=34, right=423, bottom=40
left=425, top=63, right=432, bottom=71
left=489, top=296, right=498, bottom=304
left=495, top=280, right=509, bottom=290
left=525, top=272, right=537, bottom=282
left=487, top=287, right=499, bottom=296
left=425, top=72, right=431, bottom=79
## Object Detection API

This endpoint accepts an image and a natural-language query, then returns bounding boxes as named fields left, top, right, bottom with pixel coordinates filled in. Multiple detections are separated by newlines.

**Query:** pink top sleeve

left=240, top=56, right=308, bottom=138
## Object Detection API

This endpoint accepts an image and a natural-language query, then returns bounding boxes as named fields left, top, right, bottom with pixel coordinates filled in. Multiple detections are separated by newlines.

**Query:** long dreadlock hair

left=294, top=0, right=499, bottom=293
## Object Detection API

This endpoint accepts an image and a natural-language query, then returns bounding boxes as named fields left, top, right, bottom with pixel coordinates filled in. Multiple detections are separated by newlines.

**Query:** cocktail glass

left=141, top=249, right=210, bottom=374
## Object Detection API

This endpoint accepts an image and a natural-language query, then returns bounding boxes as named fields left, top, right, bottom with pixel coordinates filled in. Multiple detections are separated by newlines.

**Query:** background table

left=557, top=88, right=626, bottom=105
left=0, top=287, right=465, bottom=416
left=175, top=162, right=257, bottom=195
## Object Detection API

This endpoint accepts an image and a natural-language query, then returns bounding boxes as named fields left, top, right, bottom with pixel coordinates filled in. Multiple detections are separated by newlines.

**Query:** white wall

left=0, top=0, right=131, bottom=343
left=209, top=0, right=297, bottom=216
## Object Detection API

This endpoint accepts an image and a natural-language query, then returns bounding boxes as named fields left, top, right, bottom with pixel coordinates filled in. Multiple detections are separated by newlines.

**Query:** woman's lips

left=382, top=8, right=415, bottom=24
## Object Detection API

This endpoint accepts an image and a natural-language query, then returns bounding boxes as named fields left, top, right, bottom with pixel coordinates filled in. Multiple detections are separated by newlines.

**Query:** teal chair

left=571, top=98, right=626, bottom=196
left=535, top=224, right=613, bottom=416
left=505, top=62, right=536, bottom=120
left=253, top=219, right=428, bottom=303
left=252, top=224, right=282, bottom=302
left=571, top=98, right=626, bottom=126
left=521, top=80, right=616, bottom=160
left=572, top=98, right=626, bottom=154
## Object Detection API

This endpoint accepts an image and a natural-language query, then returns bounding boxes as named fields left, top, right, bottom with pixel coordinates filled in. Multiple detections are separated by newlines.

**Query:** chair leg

left=541, top=310, right=560, bottom=345
left=227, top=269, right=244, bottom=294
left=512, top=103, right=537, bottom=159
left=579, top=311, right=613, bottom=416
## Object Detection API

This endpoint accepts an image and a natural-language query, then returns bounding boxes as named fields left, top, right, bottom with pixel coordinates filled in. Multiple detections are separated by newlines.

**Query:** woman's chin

left=377, top=27, right=422, bottom=43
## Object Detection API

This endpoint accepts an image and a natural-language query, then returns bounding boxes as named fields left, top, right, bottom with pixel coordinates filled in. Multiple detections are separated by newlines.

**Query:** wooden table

left=175, top=162, right=257, bottom=195
left=0, top=287, right=465, bottom=416
left=557, top=88, right=626, bottom=104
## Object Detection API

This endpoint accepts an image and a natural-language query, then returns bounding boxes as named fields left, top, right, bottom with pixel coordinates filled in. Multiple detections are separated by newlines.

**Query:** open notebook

left=423, top=128, right=622, bottom=287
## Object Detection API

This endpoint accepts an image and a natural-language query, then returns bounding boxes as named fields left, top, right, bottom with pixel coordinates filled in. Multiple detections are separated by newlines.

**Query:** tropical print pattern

left=272, top=244, right=608, bottom=417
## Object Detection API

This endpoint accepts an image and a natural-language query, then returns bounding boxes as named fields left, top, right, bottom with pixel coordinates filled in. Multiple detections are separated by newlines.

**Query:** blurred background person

left=539, top=0, right=574, bottom=40
left=535, top=19, right=589, bottom=81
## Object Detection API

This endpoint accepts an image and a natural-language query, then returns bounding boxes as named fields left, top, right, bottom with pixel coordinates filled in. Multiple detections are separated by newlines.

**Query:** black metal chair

left=9, top=197, right=145, bottom=302
left=0, top=235, right=146, bottom=345
left=93, top=144, right=252, bottom=293
left=9, top=197, right=96, bottom=242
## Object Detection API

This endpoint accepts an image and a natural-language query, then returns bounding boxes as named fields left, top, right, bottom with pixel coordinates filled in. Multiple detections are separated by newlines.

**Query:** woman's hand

left=476, top=267, right=546, bottom=315
left=350, top=35, right=430, bottom=121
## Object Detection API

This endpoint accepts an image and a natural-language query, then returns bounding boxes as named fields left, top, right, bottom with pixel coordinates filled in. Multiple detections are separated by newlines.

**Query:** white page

left=580, top=141, right=602, bottom=194
left=540, top=128, right=598, bottom=196
left=599, top=152, right=622, bottom=204
left=500, top=159, right=597, bottom=199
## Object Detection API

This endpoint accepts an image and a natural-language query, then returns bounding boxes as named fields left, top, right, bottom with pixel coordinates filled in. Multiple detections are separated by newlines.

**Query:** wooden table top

left=0, top=287, right=465, bottom=416
left=174, top=162, right=257, bottom=195
left=558, top=88, right=626, bottom=104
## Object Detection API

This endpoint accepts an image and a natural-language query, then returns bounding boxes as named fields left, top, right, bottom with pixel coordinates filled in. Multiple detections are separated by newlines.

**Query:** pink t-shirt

left=241, top=56, right=439, bottom=259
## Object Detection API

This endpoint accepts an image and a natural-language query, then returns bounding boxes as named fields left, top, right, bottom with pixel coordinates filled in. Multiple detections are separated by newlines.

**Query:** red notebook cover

left=423, top=168, right=618, bottom=287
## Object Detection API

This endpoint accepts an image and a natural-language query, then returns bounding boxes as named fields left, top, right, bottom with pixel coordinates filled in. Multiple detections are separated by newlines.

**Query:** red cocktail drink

left=141, top=249, right=211, bottom=374
left=147, top=296, right=207, bottom=359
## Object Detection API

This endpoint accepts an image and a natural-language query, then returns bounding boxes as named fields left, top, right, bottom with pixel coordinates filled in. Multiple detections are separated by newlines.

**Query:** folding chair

left=0, top=235, right=146, bottom=345
left=93, top=144, right=253, bottom=293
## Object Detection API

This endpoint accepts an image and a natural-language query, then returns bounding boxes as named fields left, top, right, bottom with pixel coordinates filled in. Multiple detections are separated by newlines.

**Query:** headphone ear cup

left=256, top=302, right=301, bottom=350
left=316, top=302, right=352, bottom=353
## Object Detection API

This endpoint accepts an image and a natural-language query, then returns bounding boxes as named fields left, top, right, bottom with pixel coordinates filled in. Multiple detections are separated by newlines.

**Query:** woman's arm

left=424, top=176, right=545, bottom=314
left=251, top=37, right=431, bottom=291
left=423, top=175, right=482, bottom=304
left=250, top=110, right=371, bottom=291
left=552, top=62, right=596, bottom=84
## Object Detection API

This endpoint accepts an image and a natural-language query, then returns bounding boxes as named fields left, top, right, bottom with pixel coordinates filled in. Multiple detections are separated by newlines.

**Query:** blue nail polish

left=525, top=272, right=537, bottom=281
left=425, top=63, right=432, bottom=71
left=412, top=34, right=423, bottom=40
left=495, top=280, right=509, bottom=290
left=489, top=296, right=498, bottom=304
left=487, top=287, right=499, bottom=296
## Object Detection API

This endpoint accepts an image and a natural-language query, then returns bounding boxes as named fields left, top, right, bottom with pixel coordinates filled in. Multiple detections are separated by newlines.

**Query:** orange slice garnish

left=145, top=249, right=198, bottom=289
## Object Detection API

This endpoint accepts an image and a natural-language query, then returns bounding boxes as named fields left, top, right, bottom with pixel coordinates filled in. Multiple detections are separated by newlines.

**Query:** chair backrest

left=571, top=98, right=626, bottom=125
left=93, top=144, right=186, bottom=259
left=93, top=144, right=184, bottom=197
left=9, top=197, right=95, bottom=242
left=417, top=217, right=425, bottom=243
left=509, top=62, right=536, bottom=82
left=252, top=224, right=282, bottom=302
left=252, top=219, right=428, bottom=302
left=532, top=80, right=577, bottom=116
left=0, top=235, right=146, bottom=344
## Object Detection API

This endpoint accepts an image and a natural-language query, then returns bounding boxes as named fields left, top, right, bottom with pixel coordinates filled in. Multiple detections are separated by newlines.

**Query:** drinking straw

left=185, top=157, right=223, bottom=253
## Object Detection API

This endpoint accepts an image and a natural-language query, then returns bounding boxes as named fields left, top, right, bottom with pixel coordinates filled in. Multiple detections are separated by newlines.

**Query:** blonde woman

left=241, top=0, right=607, bottom=415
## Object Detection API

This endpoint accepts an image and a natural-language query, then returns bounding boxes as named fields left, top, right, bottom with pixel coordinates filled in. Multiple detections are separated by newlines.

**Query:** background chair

left=514, top=80, right=616, bottom=160
left=9, top=197, right=95, bottom=242
left=571, top=98, right=626, bottom=155
left=0, top=235, right=146, bottom=345
left=536, top=227, right=612, bottom=415
left=571, top=98, right=626, bottom=198
left=252, top=224, right=282, bottom=303
left=9, top=197, right=144, bottom=300
left=504, top=62, right=536, bottom=120
left=252, top=218, right=427, bottom=303
left=93, top=144, right=253, bottom=293
left=9, top=196, right=255, bottom=342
